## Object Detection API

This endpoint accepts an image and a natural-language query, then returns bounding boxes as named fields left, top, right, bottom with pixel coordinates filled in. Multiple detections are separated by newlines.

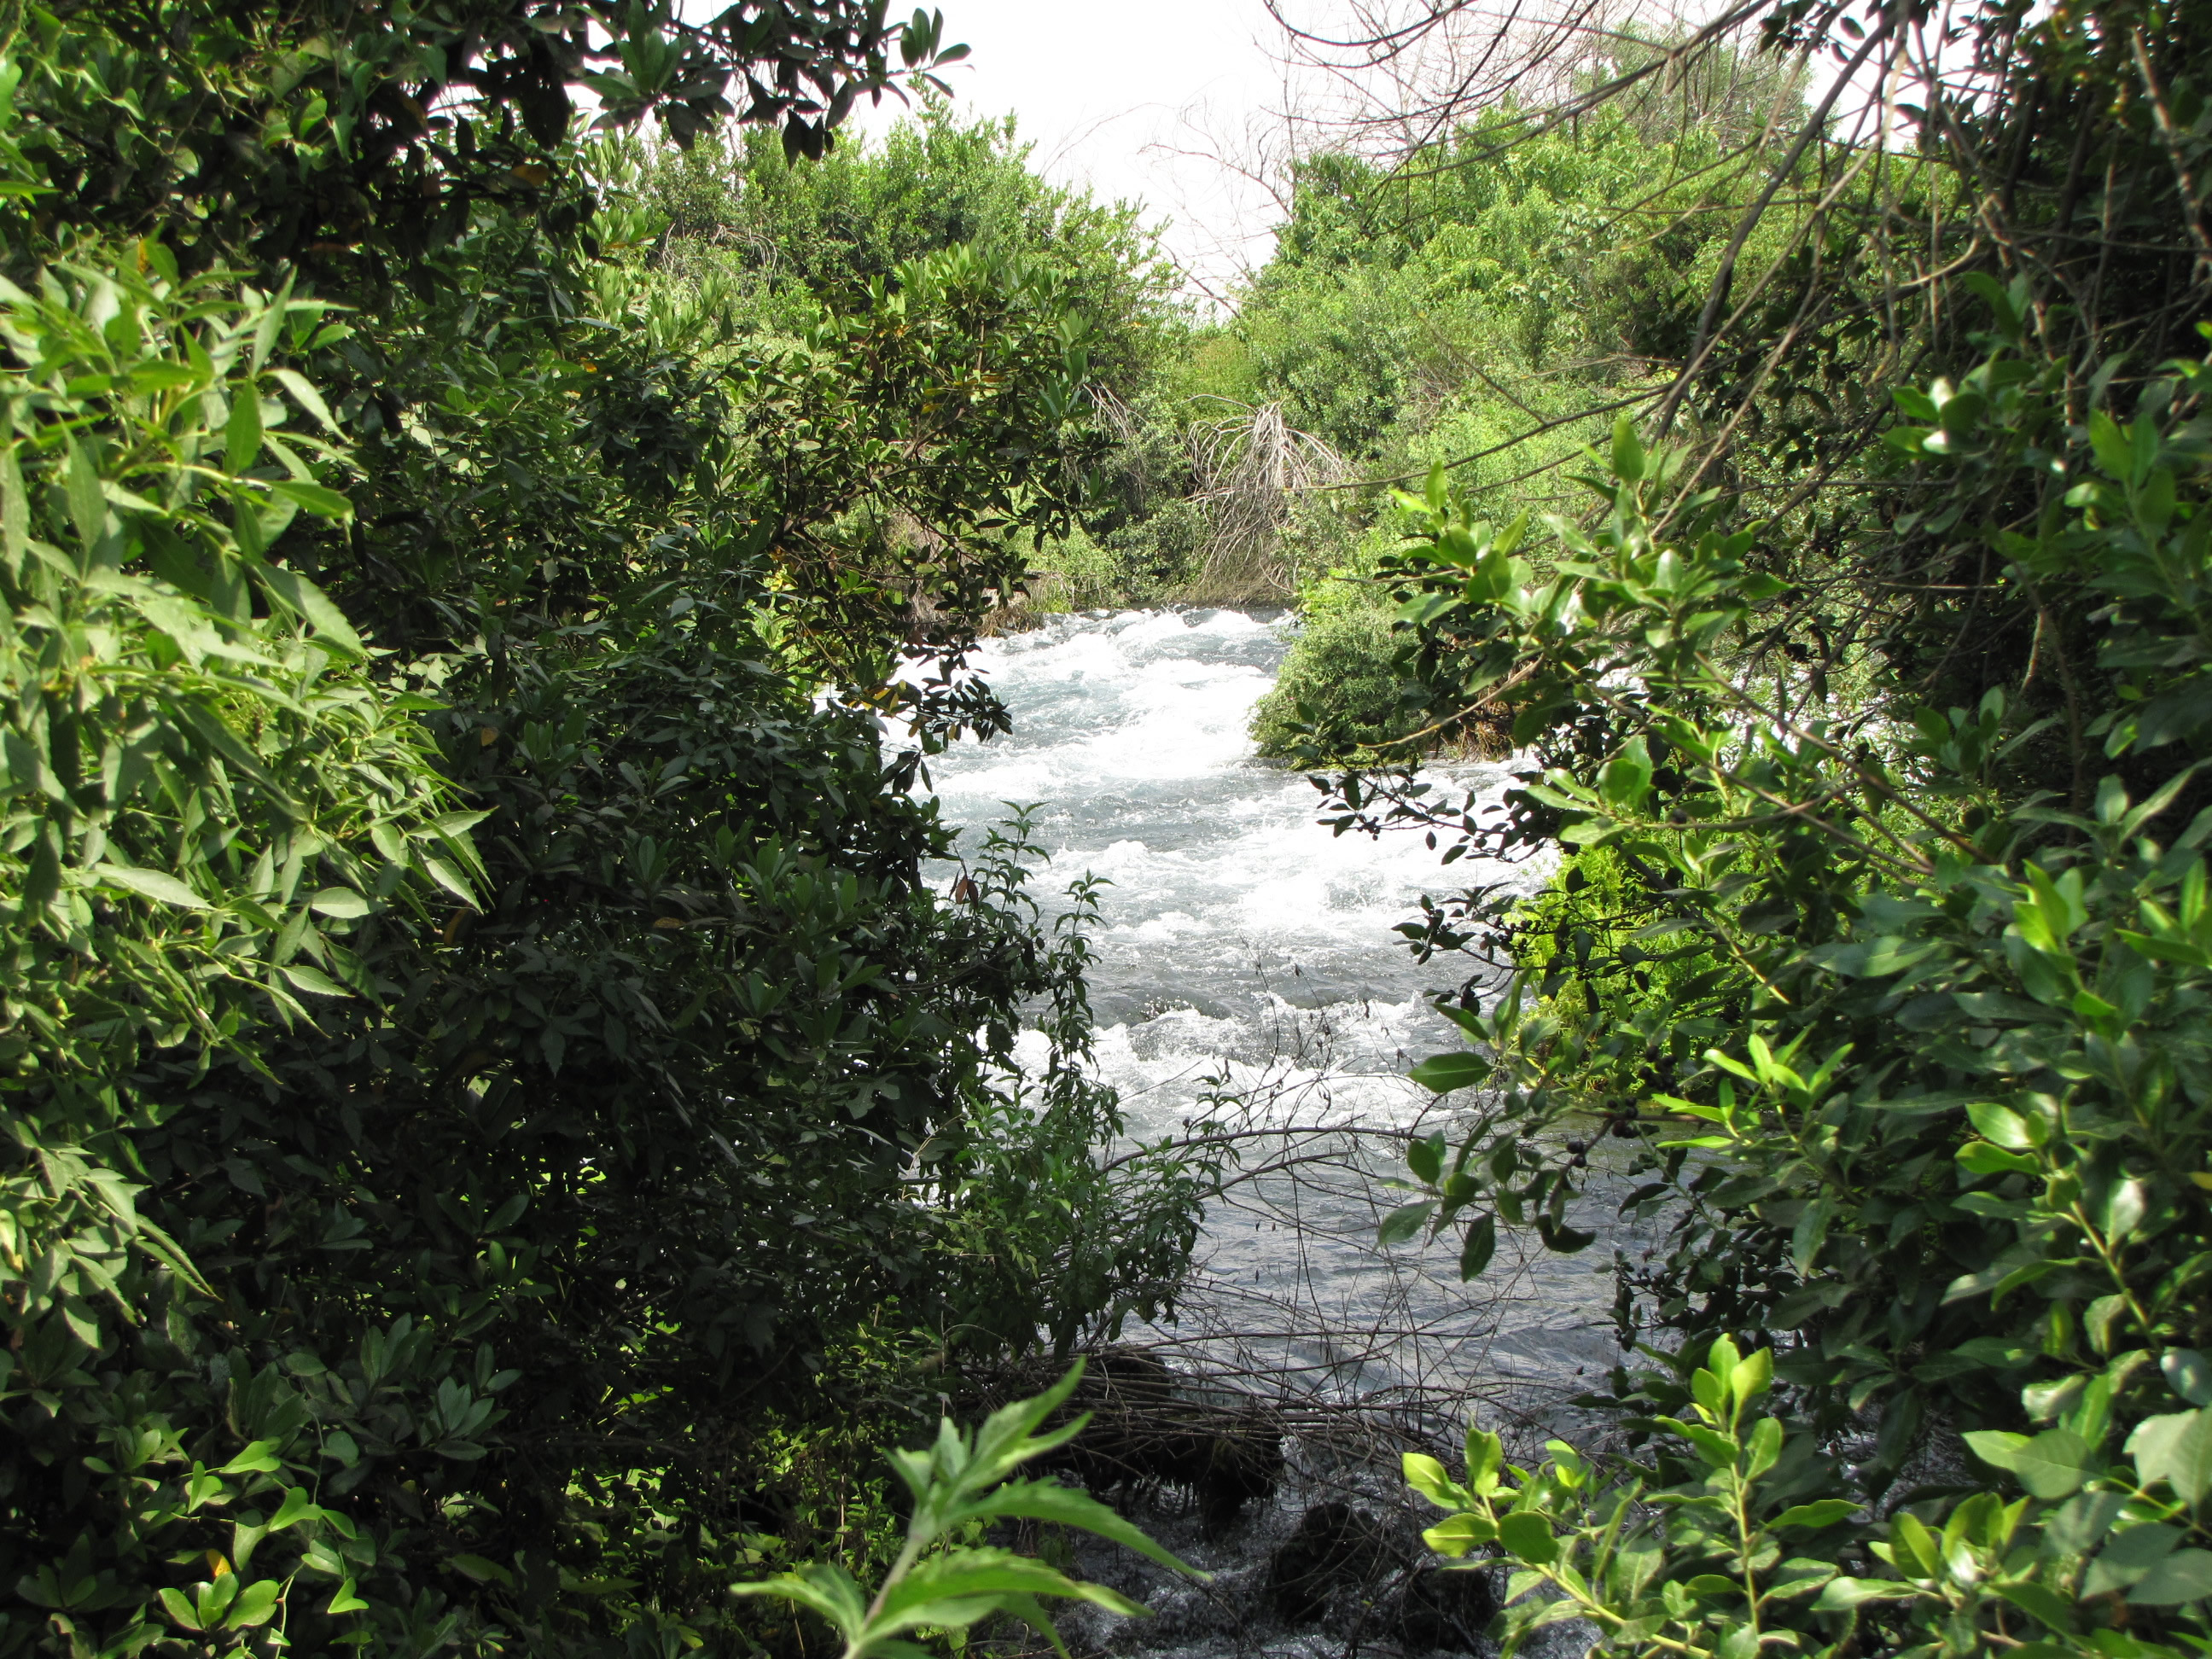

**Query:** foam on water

left=928, top=609, right=1620, bottom=1401
left=928, top=609, right=1531, bottom=1042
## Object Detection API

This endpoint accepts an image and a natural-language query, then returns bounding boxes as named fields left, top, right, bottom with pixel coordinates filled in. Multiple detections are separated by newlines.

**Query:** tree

left=0, top=6, right=1210, bottom=1657
left=1321, top=0, right=2212, bottom=1646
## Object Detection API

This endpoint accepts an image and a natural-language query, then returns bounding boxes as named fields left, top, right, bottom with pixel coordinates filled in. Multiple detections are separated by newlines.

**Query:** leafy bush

left=1251, top=603, right=1424, bottom=762
left=736, top=1363, right=1201, bottom=1659
left=1405, top=1335, right=2212, bottom=1653
left=0, top=7, right=1211, bottom=1658
left=1372, top=306, right=2212, bottom=1646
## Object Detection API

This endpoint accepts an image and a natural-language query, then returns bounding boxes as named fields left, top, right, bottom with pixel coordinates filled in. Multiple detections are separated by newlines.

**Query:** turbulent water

left=924, top=609, right=1623, bottom=1659
left=927, top=608, right=1632, bottom=1404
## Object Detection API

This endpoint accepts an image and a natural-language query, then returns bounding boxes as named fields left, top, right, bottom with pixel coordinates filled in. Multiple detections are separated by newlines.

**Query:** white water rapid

left=928, top=608, right=1630, bottom=1406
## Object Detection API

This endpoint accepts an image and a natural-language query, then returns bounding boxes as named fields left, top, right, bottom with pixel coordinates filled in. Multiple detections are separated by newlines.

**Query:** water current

left=924, top=609, right=1619, bottom=1659
left=927, top=608, right=1630, bottom=1409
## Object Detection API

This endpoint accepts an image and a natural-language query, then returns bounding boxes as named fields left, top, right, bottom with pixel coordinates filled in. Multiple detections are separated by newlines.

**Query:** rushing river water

left=927, top=608, right=1630, bottom=1406
left=924, top=609, right=1619, bottom=1659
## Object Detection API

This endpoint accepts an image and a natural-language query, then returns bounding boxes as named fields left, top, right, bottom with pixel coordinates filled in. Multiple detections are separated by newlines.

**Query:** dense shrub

left=1250, top=603, right=1424, bottom=760
left=1305, top=0, right=2212, bottom=1645
left=0, top=7, right=1208, bottom=1658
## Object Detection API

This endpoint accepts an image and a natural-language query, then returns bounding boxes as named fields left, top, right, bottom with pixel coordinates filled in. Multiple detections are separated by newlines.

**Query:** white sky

left=849, top=0, right=1295, bottom=306
left=831, top=0, right=1903, bottom=308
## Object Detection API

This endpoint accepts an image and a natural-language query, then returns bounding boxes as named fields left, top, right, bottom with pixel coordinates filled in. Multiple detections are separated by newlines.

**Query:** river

left=921, top=608, right=1621, bottom=1659
left=928, top=608, right=1629, bottom=1411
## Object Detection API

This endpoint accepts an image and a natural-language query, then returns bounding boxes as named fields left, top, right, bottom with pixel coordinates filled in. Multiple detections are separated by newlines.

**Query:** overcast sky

left=849, top=0, right=1295, bottom=305
left=835, top=0, right=1888, bottom=307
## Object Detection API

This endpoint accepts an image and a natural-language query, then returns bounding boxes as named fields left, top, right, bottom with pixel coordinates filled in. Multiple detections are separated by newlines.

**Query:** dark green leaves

left=1409, top=1051, right=1491, bottom=1093
left=1965, top=1429, right=2096, bottom=1500
left=1379, top=1202, right=1435, bottom=1246
left=2128, top=1410, right=2212, bottom=1507
left=1457, top=1213, right=1497, bottom=1279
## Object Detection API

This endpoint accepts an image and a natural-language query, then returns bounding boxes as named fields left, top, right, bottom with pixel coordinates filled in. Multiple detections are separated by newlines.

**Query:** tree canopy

left=0, top=7, right=1208, bottom=1658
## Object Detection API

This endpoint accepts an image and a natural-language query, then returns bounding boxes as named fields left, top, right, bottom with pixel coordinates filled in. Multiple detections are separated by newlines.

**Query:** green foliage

left=1250, top=602, right=1425, bottom=762
left=1342, top=3, right=2212, bottom=1644
left=735, top=1363, right=1202, bottom=1659
left=1411, top=1336, right=2212, bottom=1656
left=1234, top=97, right=1784, bottom=477
left=1374, top=288, right=2212, bottom=1651
left=637, top=102, right=1172, bottom=381
left=0, top=6, right=1209, bottom=1658
left=16, top=0, right=968, bottom=273
left=1237, top=84, right=1816, bottom=760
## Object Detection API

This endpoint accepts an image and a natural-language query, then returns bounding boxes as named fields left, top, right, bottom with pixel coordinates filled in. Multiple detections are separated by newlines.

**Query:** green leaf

left=1379, top=1201, right=1435, bottom=1246
left=1964, top=1429, right=2030, bottom=1473
left=1958, top=1141, right=2040, bottom=1176
left=2009, top=1429, right=2096, bottom=1499
left=428, top=808, right=494, bottom=840
left=265, top=1487, right=322, bottom=1531
left=1534, top=1213, right=1598, bottom=1253
left=325, top=1580, right=368, bottom=1615
left=2128, top=1410, right=2212, bottom=1505
left=65, top=437, right=105, bottom=550
left=1744, top=1415, right=1783, bottom=1478
left=96, top=864, right=211, bottom=910
left=1409, top=1051, right=1491, bottom=1094
left=224, top=1580, right=282, bottom=1629
left=731, top=1563, right=870, bottom=1636
left=1656, top=1416, right=1740, bottom=1469
left=1465, top=1426, right=1503, bottom=1493
left=256, top=563, right=364, bottom=655
left=1404, top=1452, right=1468, bottom=1511
left=269, top=368, right=340, bottom=432
left=1770, top=1499, right=1858, bottom=1530
left=2133, top=1547, right=2212, bottom=1605
left=419, top=853, right=480, bottom=908
left=2086, top=1522, right=2181, bottom=1598
left=1813, top=1577, right=1920, bottom=1609
left=2163, top=1349, right=2212, bottom=1406
left=2044, top=1490, right=2128, bottom=1556
left=1610, top=414, right=1645, bottom=484
left=158, top=1587, right=202, bottom=1631
left=1966, top=1099, right=2037, bottom=1150
left=1495, top=1511, right=1558, bottom=1565
left=1458, top=1212, right=1497, bottom=1280
left=220, top=1440, right=283, bottom=1475
left=0, top=434, right=27, bottom=573
left=1598, top=737, right=1652, bottom=810
left=225, top=387, right=264, bottom=472
left=876, top=1548, right=1144, bottom=1631
left=307, top=887, right=374, bottom=919
left=448, top=1555, right=515, bottom=1586
left=1421, top=1513, right=1496, bottom=1557
left=278, top=963, right=351, bottom=998
left=1992, top=1580, right=2077, bottom=1632
left=269, top=479, right=352, bottom=519
left=979, top=1480, right=1202, bottom=1576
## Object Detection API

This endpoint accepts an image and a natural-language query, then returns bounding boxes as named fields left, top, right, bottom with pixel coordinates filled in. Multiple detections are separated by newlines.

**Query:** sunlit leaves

left=736, top=1365, right=1198, bottom=1659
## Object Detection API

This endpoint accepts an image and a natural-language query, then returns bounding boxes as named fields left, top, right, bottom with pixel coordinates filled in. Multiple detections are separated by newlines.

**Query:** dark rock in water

left=1264, top=1501, right=1397, bottom=1624
left=987, top=1348, right=1285, bottom=1537
left=1190, top=1416, right=1286, bottom=1534
left=1391, top=1563, right=1499, bottom=1653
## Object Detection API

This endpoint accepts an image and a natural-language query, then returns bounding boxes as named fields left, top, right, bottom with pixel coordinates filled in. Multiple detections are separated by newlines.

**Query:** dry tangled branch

left=1185, top=399, right=1351, bottom=599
